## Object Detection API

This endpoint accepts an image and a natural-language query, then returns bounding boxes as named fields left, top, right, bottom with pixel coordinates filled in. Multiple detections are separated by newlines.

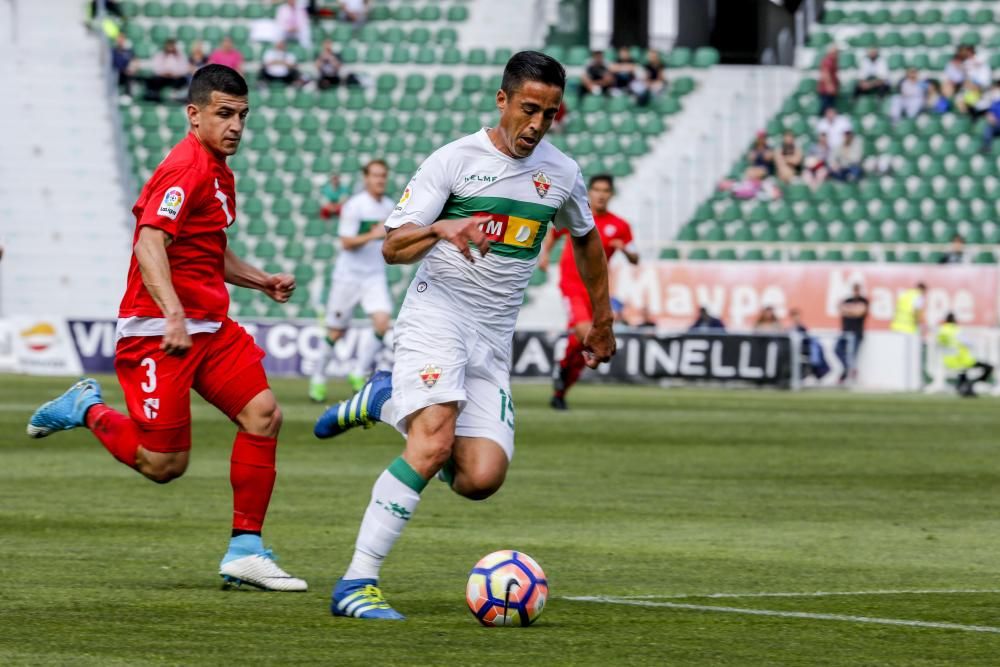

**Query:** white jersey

left=386, top=129, right=594, bottom=350
left=333, top=191, right=394, bottom=279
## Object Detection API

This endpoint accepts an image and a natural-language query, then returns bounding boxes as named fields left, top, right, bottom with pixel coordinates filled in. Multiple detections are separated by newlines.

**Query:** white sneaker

left=219, top=553, right=308, bottom=592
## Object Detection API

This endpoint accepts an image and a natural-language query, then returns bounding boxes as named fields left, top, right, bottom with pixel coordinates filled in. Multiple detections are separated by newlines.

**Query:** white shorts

left=324, top=273, right=392, bottom=329
left=387, top=307, right=515, bottom=461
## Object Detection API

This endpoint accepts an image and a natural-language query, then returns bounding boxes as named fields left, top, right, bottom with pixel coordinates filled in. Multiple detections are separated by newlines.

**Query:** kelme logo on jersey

left=158, top=186, right=185, bottom=220
left=419, top=364, right=442, bottom=388
left=476, top=213, right=542, bottom=248
left=532, top=171, right=551, bottom=198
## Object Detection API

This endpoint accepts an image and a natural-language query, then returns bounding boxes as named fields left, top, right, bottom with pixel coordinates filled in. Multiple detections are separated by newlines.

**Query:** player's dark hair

left=588, top=174, right=614, bottom=190
left=363, top=158, right=389, bottom=175
left=188, top=64, right=248, bottom=106
left=501, top=51, right=566, bottom=95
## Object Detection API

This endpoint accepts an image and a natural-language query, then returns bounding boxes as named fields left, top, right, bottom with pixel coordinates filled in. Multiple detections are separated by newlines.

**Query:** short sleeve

left=619, top=221, right=637, bottom=253
left=553, top=167, right=595, bottom=237
left=138, top=166, right=205, bottom=238
left=385, top=150, right=452, bottom=229
left=337, top=198, right=360, bottom=238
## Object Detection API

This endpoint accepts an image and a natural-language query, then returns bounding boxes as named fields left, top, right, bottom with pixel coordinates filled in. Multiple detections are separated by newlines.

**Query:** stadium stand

left=114, top=0, right=712, bottom=318
left=673, top=0, right=1000, bottom=264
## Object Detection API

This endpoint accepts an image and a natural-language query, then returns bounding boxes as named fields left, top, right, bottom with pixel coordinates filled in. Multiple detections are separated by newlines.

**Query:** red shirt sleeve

left=138, top=166, right=206, bottom=238
left=618, top=220, right=634, bottom=245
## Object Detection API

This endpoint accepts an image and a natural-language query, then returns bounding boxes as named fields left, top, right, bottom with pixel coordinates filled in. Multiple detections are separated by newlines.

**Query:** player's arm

left=339, top=203, right=386, bottom=251
left=610, top=239, right=639, bottom=265
left=133, top=226, right=191, bottom=355
left=224, top=246, right=296, bottom=303
left=382, top=151, right=489, bottom=264
left=382, top=216, right=490, bottom=265
left=341, top=225, right=386, bottom=251
left=571, top=228, right=616, bottom=368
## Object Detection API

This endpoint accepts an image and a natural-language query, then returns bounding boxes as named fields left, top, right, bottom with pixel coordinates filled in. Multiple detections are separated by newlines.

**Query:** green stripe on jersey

left=358, top=220, right=380, bottom=234
left=440, top=195, right=557, bottom=260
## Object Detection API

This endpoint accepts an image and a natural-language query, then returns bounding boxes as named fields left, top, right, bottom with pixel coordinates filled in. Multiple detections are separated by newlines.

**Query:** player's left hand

left=582, top=320, right=616, bottom=369
left=263, top=273, right=296, bottom=303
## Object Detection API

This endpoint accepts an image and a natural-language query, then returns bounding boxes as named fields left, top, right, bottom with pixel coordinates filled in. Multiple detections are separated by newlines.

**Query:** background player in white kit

left=313, top=51, right=616, bottom=620
left=309, top=159, right=395, bottom=402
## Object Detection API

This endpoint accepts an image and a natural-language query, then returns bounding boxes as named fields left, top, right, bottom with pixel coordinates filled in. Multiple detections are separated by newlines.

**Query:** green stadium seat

left=667, top=48, right=691, bottom=68
left=447, top=5, right=469, bottom=22
left=466, top=48, right=488, bottom=66
left=687, top=248, right=710, bottom=261
left=442, top=47, right=463, bottom=65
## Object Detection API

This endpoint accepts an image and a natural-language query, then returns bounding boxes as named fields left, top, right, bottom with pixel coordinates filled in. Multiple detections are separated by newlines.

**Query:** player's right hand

left=433, top=215, right=492, bottom=263
left=161, top=317, right=192, bottom=355
left=537, top=255, right=550, bottom=273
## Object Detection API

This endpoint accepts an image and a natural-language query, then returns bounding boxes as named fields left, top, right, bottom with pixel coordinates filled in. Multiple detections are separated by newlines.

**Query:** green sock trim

left=375, top=332, right=385, bottom=341
left=439, top=457, right=455, bottom=487
left=387, top=456, right=428, bottom=493
left=325, top=336, right=338, bottom=346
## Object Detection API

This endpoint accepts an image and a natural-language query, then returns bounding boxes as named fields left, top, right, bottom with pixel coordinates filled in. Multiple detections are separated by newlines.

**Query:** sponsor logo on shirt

left=532, top=171, right=550, bottom=198
left=395, top=186, right=412, bottom=212
left=419, top=363, right=442, bottom=388
left=464, top=174, right=499, bottom=183
left=158, top=186, right=185, bottom=220
left=476, top=213, right=542, bottom=248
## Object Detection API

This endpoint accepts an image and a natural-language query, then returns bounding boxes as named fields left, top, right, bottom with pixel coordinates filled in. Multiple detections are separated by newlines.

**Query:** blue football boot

left=26, top=378, right=104, bottom=438
left=314, top=370, right=392, bottom=439
left=331, top=578, right=405, bottom=620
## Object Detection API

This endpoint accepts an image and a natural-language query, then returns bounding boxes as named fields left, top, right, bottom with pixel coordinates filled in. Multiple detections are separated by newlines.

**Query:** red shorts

left=561, top=286, right=593, bottom=329
left=114, top=318, right=268, bottom=453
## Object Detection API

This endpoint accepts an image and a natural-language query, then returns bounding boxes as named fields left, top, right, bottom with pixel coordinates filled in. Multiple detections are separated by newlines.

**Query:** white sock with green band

left=343, top=456, right=428, bottom=581
left=311, top=336, right=337, bottom=385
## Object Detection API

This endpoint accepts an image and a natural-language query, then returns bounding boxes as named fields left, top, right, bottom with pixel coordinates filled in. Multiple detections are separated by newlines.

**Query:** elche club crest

left=532, top=171, right=550, bottom=198
left=419, top=363, right=442, bottom=388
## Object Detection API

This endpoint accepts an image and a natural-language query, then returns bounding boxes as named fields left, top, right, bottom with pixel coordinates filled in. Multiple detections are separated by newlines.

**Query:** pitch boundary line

left=565, top=596, right=1000, bottom=634
left=600, top=589, right=1000, bottom=600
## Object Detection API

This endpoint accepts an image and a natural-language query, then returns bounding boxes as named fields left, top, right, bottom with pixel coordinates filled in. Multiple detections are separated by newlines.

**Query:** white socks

left=311, top=336, right=337, bottom=384
left=344, top=457, right=427, bottom=581
left=353, top=330, right=383, bottom=378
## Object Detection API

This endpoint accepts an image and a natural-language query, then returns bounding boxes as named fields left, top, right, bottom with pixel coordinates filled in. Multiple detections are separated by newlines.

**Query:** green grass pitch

left=3, top=374, right=1000, bottom=665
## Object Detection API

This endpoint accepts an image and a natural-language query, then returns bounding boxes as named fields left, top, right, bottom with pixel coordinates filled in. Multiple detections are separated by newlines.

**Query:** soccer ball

left=466, top=550, right=548, bottom=626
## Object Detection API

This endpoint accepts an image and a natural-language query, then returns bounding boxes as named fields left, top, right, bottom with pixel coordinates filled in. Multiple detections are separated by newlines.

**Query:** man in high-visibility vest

left=890, top=282, right=927, bottom=334
left=937, top=313, right=994, bottom=397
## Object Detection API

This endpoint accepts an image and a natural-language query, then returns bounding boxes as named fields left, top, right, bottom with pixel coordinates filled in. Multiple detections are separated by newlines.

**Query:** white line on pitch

left=601, top=589, right=1000, bottom=600
left=565, top=597, right=1000, bottom=634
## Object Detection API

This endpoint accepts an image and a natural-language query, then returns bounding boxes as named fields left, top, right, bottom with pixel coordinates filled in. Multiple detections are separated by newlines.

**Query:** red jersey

left=557, top=210, right=634, bottom=293
left=119, top=133, right=237, bottom=321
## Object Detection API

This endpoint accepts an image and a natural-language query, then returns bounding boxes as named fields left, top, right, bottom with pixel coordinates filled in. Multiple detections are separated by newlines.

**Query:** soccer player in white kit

left=309, top=159, right=395, bottom=402
left=313, top=51, right=616, bottom=619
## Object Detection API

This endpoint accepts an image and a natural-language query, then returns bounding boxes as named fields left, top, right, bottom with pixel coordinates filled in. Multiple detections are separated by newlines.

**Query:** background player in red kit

left=27, top=65, right=306, bottom=591
left=539, top=174, right=639, bottom=410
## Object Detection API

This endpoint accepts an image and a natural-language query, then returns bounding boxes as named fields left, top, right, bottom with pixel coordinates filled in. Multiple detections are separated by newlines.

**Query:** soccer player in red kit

left=27, top=65, right=306, bottom=591
left=539, top=174, right=639, bottom=410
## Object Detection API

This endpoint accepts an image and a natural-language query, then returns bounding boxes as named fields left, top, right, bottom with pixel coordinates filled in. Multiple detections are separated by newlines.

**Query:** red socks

left=230, top=432, right=277, bottom=533
left=85, top=404, right=142, bottom=468
left=556, top=334, right=588, bottom=399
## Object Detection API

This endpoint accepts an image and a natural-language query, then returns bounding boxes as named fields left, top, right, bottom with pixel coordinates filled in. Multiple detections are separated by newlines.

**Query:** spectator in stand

left=774, top=131, right=804, bottom=184
left=835, top=284, right=869, bottom=383
left=817, top=45, right=840, bottom=115
left=260, top=40, right=301, bottom=85
left=889, top=68, right=925, bottom=122
left=208, top=36, right=244, bottom=73
left=688, top=307, right=726, bottom=332
left=644, top=49, right=667, bottom=97
left=829, top=130, right=863, bottom=183
left=338, top=0, right=369, bottom=25
left=746, top=131, right=775, bottom=180
left=581, top=50, right=616, bottom=97
left=275, top=0, right=313, bottom=49
left=612, top=46, right=650, bottom=104
left=925, top=80, right=951, bottom=114
left=188, top=41, right=209, bottom=73
left=315, top=40, right=359, bottom=89
left=964, top=46, right=992, bottom=89
left=320, top=173, right=352, bottom=219
left=941, top=46, right=969, bottom=99
left=754, top=306, right=784, bottom=332
left=816, top=106, right=852, bottom=151
left=854, top=48, right=890, bottom=99
left=802, top=133, right=830, bottom=191
left=955, top=81, right=987, bottom=117
left=939, top=234, right=966, bottom=264
left=110, top=33, right=137, bottom=96
left=144, top=39, right=189, bottom=102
